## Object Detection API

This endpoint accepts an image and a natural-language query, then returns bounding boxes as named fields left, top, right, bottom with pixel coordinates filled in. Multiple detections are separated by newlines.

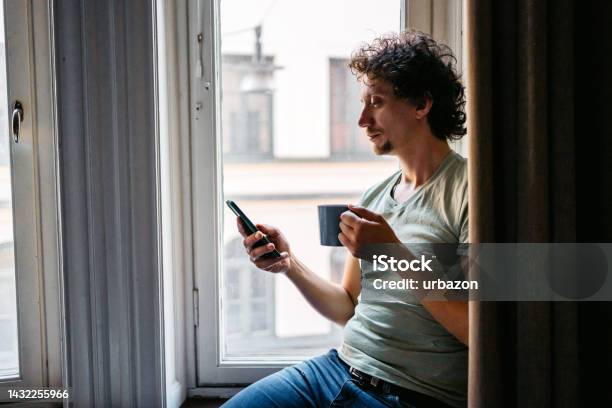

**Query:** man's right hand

left=237, top=217, right=291, bottom=274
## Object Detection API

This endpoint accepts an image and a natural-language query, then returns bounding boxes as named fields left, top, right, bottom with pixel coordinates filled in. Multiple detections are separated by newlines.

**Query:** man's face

left=357, top=78, right=420, bottom=155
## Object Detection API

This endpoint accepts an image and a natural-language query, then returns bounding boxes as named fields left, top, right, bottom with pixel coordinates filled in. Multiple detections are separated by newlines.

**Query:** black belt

left=348, top=366, right=453, bottom=408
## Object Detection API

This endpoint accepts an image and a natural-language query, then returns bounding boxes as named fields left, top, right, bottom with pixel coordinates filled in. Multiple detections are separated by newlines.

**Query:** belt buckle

left=349, top=367, right=367, bottom=387
left=349, top=367, right=380, bottom=388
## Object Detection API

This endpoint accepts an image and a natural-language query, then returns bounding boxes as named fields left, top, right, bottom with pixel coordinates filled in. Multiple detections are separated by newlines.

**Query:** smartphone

left=225, top=200, right=282, bottom=259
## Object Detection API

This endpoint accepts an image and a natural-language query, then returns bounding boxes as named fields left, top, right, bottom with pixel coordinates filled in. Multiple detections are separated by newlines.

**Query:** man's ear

left=415, top=92, right=433, bottom=119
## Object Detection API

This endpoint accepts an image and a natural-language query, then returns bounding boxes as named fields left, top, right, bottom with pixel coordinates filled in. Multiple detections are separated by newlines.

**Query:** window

left=0, top=0, right=63, bottom=397
left=222, top=54, right=274, bottom=159
left=329, top=58, right=372, bottom=157
left=184, top=0, right=464, bottom=391
left=189, top=0, right=402, bottom=387
left=224, top=237, right=276, bottom=341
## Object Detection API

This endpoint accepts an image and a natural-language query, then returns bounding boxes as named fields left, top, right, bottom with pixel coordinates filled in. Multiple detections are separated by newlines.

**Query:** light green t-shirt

left=338, top=150, right=468, bottom=408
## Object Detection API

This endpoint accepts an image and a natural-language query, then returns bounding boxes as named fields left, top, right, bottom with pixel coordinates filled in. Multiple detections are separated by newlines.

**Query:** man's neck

left=394, top=136, right=452, bottom=190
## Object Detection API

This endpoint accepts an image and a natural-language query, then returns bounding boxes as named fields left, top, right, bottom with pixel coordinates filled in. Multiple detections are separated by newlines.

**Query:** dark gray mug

left=318, top=204, right=352, bottom=246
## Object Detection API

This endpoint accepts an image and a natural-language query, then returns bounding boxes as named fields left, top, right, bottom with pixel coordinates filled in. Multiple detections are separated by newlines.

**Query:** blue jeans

left=221, top=349, right=416, bottom=408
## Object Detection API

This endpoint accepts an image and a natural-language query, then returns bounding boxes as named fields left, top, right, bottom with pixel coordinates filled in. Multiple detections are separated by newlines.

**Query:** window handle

left=12, top=100, right=23, bottom=143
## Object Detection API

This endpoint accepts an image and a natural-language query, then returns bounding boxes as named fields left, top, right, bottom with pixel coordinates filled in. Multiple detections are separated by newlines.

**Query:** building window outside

left=330, top=58, right=372, bottom=158
left=224, top=237, right=275, bottom=339
left=222, top=54, right=274, bottom=160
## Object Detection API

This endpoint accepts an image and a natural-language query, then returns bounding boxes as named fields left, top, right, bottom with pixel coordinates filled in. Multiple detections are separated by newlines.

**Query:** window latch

left=12, top=100, right=23, bottom=143
left=196, top=32, right=203, bottom=78
left=193, top=288, right=199, bottom=327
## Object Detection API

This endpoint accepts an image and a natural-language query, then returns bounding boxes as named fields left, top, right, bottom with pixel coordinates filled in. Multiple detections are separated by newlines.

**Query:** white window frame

left=0, top=0, right=64, bottom=399
left=166, top=0, right=464, bottom=398
left=189, top=0, right=286, bottom=388
left=156, top=0, right=191, bottom=405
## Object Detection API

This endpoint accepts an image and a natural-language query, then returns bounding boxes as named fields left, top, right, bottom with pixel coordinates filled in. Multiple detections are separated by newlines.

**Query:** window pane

left=0, top=0, right=20, bottom=380
left=220, top=0, right=401, bottom=360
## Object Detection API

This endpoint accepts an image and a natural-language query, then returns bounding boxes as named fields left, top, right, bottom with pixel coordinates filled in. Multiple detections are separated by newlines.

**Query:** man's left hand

left=338, top=204, right=400, bottom=259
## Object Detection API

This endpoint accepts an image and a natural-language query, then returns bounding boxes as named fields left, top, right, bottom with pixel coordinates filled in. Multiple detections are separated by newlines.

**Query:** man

left=223, top=30, right=468, bottom=408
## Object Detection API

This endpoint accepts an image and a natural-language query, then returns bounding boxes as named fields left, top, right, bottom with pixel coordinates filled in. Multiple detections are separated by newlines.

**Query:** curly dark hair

left=349, top=30, right=466, bottom=141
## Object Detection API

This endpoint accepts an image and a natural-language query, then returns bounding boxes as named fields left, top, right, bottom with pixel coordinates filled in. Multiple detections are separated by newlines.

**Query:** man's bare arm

left=421, top=300, right=468, bottom=346
left=239, top=220, right=361, bottom=326
left=286, top=253, right=361, bottom=326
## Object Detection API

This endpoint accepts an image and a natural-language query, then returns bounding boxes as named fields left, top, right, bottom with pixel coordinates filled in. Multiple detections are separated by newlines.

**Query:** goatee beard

left=374, top=140, right=393, bottom=155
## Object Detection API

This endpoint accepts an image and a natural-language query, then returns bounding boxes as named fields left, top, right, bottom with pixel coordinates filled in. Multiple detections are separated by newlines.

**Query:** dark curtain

left=466, top=0, right=612, bottom=406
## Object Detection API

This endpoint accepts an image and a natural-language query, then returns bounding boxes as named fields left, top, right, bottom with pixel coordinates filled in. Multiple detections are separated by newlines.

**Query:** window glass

left=222, top=54, right=274, bottom=159
left=220, top=0, right=400, bottom=359
left=0, top=0, right=20, bottom=380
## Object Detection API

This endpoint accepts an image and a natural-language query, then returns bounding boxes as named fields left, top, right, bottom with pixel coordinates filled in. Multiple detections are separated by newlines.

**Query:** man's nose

left=358, top=108, right=373, bottom=128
